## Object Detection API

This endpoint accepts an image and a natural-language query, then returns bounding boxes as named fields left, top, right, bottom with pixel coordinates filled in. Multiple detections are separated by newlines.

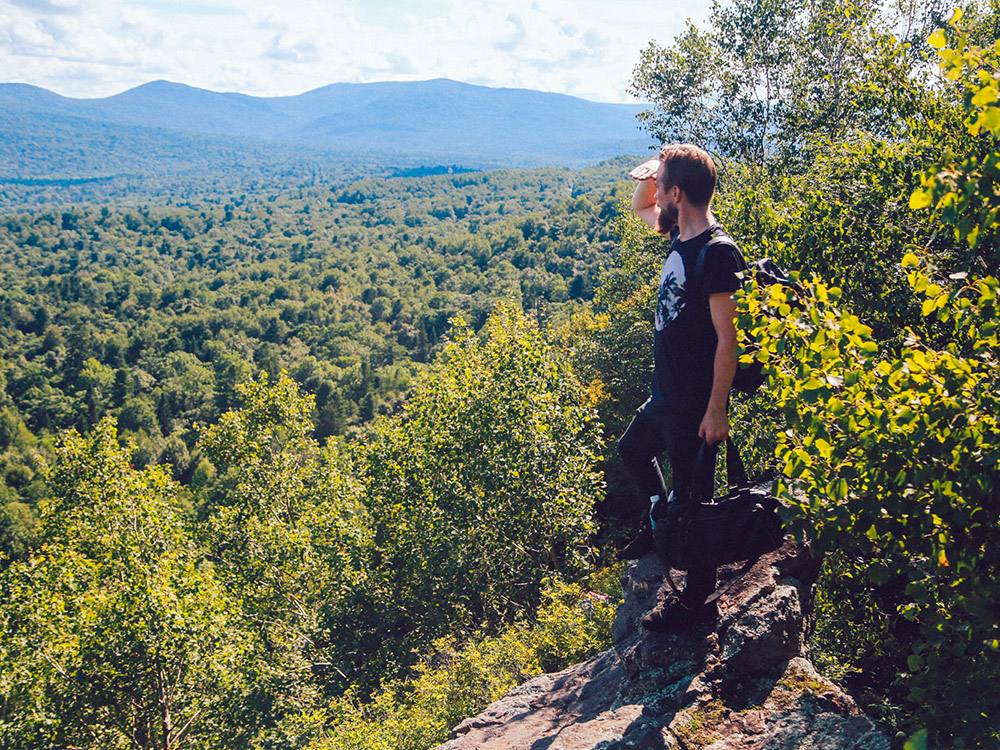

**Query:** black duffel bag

left=652, top=438, right=783, bottom=583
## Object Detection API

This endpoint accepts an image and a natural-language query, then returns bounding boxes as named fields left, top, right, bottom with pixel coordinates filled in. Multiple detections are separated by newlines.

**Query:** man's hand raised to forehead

left=630, top=159, right=661, bottom=182
left=630, top=159, right=662, bottom=231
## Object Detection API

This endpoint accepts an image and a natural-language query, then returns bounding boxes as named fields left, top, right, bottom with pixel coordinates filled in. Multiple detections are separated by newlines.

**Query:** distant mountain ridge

left=0, top=79, right=653, bottom=192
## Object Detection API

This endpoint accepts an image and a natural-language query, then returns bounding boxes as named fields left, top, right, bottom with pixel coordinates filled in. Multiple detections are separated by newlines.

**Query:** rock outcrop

left=434, top=541, right=889, bottom=750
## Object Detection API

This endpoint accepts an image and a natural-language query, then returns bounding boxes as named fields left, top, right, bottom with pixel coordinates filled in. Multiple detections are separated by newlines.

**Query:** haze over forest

left=0, top=78, right=652, bottom=206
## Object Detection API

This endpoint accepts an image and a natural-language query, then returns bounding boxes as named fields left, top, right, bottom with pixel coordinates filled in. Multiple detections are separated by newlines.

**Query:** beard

left=656, top=200, right=678, bottom=235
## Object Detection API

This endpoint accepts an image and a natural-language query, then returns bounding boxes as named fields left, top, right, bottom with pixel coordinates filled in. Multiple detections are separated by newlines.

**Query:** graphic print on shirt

left=655, top=250, right=687, bottom=331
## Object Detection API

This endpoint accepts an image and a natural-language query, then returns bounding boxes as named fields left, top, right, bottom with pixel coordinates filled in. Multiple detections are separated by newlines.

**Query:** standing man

left=618, top=144, right=748, bottom=631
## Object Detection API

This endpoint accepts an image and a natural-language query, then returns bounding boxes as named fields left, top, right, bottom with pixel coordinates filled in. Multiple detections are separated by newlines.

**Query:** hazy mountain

left=0, top=79, right=653, bottom=188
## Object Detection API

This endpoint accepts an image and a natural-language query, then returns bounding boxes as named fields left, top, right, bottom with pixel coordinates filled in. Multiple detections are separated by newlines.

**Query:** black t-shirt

left=651, top=224, right=748, bottom=414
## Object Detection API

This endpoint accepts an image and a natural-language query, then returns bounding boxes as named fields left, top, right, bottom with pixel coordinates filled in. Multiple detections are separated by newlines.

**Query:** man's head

left=654, top=143, right=717, bottom=235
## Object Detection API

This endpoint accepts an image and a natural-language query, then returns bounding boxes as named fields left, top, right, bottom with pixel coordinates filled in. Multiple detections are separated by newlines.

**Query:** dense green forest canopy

left=0, top=158, right=634, bottom=521
left=3, top=0, right=1000, bottom=747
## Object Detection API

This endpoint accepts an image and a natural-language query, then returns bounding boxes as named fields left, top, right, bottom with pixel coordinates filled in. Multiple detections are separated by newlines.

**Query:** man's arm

left=699, top=292, right=739, bottom=445
left=630, top=159, right=660, bottom=231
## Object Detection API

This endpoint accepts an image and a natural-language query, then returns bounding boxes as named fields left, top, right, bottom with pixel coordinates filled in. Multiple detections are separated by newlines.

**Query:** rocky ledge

left=433, top=541, right=889, bottom=750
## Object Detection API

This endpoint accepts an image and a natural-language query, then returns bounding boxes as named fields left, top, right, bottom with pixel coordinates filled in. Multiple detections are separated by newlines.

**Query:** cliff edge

left=433, top=541, right=889, bottom=749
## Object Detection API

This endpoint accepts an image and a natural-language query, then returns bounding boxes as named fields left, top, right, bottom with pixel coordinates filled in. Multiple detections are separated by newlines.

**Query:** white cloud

left=492, top=13, right=526, bottom=53
left=36, top=16, right=71, bottom=40
left=0, top=0, right=709, bottom=102
left=263, top=31, right=321, bottom=63
left=385, top=49, right=415, bottom=75
left=7, top=0, right=80, bottom=15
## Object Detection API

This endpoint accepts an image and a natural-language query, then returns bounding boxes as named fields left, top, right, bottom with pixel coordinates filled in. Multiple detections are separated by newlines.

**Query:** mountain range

left=0, top=79, right=653, bottom=195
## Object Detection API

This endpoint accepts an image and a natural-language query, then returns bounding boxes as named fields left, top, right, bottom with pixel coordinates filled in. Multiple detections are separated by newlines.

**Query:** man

left=618, top=144, right=748, bottom=631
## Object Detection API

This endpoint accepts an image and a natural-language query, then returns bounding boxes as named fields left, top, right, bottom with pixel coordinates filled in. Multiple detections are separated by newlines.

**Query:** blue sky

left=0, top=0, right=708, bottom=102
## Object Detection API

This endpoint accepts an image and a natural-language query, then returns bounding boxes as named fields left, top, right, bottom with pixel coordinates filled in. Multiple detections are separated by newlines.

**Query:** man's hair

left=658, top=143, right=716, bottom=206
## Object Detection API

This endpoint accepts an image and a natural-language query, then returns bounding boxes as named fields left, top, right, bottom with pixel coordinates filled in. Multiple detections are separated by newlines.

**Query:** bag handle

left=691, top=437, right=750, bottom=498
left=725, top=437, right=749, bottom=490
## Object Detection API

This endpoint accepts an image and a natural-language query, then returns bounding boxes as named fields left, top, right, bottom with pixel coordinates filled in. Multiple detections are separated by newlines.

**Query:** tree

left=732, top=17, right=1000, bottom=743
left=198, top=371, right=373, bottom=735
left=0, top=500, right=38, bottom=562
left=357, top=305, right=604, bottom=673
left=0, top=418, right=248, bottom=749
left=630, top=0, right=943, bottom=166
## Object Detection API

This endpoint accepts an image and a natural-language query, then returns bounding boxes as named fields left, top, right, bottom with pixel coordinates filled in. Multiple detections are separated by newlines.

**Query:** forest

left=0, top=158, right=631, bottom=517
left=2, top=0, right=1000, bottom=748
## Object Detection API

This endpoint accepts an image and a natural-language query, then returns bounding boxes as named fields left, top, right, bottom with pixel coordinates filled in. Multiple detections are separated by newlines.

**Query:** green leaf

left=978, top=107, right=1000, bottom=135
left=972, top=86, right=999, bottom=108
left=904, top=729, right=928, bottom=750
left=909, top=189, right=933, bottom=210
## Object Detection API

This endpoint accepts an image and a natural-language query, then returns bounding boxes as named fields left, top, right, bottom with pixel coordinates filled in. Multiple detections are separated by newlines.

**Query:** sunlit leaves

left=736, top=243, right=1000, bottom=743
left=0, top=419, right=248, bottom=749
left=197, top=370, right=372, bottom=710
left=357, top=304, right=603, bottom=667
left=909, top=16, right=1000, bottom=268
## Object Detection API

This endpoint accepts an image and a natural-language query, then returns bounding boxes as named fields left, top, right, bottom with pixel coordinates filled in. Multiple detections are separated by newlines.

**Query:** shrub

left=737, top=224, right=1000, bottom=748
left=311, top=570, right=621, bottom=750
left=356, top=304, right=604, bottom=674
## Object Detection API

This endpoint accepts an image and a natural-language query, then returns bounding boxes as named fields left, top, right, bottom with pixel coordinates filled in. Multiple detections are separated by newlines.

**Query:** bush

left=311, top=570, right=621, bottom=750
left=356, top=304, right=604, bottom=675
left=721, top=20, right=1000, bottom=745
left=740, top=254, right=1000, bottom=744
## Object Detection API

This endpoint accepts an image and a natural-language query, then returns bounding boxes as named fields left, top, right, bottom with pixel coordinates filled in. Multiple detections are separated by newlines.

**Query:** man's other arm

left=630, top=159, right=660, bottom=231
left=699, top=293, right=739, bottom=445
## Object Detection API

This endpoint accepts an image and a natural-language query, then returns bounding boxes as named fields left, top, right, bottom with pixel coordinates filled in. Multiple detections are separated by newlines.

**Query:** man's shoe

left=642, top=592, right=718, bottom=633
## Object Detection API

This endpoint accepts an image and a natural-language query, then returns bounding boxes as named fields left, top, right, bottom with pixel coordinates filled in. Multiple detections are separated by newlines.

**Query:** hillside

left=0, top=79, right=652, bottom=205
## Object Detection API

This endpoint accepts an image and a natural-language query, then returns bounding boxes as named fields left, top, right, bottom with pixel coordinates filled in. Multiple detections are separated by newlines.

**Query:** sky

left=0, top=0, right=708, bottom=103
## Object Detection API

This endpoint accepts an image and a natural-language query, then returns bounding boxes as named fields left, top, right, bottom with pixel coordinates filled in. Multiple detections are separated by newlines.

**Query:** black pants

left=618, top=396, right=719, bottom=606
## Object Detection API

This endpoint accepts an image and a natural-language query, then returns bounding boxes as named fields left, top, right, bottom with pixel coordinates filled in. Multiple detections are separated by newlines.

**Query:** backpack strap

left=694, top=233, right=739, bottom=279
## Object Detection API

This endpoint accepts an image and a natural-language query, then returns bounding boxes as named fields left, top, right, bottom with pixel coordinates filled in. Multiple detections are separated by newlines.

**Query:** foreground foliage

left=311, top=572, right=621, bottom=750
left=0, top=304, right=606, bottom=749
left=0, top=420, right=249, bottom=749
left=739, top=264, right=1000, bottom=743
left=730, top=17, right=1000, bottom=745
